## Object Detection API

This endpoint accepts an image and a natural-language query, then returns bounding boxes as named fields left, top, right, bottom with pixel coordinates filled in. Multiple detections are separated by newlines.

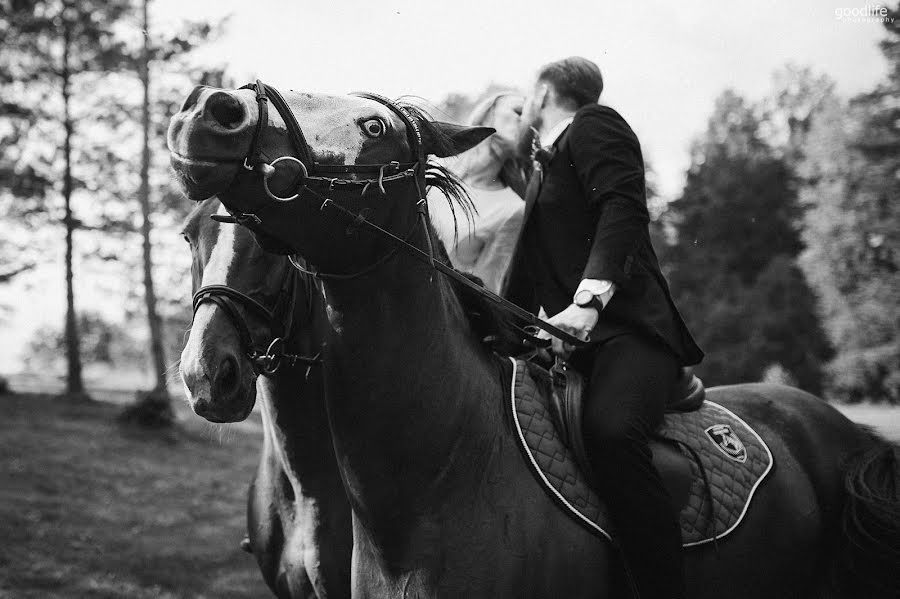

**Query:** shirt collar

left=542, top=116, right=574, bottom=149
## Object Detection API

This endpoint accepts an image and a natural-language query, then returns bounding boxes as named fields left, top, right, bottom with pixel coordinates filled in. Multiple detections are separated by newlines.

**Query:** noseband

left=192, top=262, right=321, bottom=375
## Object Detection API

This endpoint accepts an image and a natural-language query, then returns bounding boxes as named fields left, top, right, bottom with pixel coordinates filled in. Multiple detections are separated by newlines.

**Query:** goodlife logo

left=835, top=4, right=895, bottom=22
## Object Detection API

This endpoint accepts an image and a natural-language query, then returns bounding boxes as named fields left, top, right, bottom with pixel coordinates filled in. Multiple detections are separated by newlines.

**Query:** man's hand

left=537, top=303, right=599, bottom=359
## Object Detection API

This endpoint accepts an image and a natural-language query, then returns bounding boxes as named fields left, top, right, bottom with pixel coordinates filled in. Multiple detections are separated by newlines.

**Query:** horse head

left=167, top=83, right=493, bottom=275
left=179, top=197, right=308, bottom=422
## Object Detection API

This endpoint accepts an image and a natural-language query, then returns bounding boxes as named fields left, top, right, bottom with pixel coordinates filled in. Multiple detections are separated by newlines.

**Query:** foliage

left=0, top=0, right=137, bottom=223
left=24, top=311, right=147, bottom=371
left=21, top=308, right=188, bottom=377
left=0, top=0, right=146, bottom=395
left=829, top=344, right=900, bottom=404
left=1, top=0, right=224, bottom=395
left=119, top=387, right=174, bottom=428
left=0, top=1, right=226, bottom=223
left=761, top=63, right=836, bottom=164
left=664, top=90, right=832, bottom=393
left=793, top=12, right=900, bottom=403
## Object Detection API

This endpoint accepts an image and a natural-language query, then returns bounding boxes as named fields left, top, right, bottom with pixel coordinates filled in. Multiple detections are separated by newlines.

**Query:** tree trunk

left=123, top=0, right=173, bottom=427
left=61, top=12, right=87, bottom=399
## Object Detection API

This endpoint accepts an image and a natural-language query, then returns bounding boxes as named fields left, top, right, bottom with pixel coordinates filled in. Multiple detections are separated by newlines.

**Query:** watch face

left=575, top=290, right=594, bottom=306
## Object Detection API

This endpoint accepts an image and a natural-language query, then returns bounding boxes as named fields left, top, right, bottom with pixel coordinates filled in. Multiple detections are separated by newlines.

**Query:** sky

left=0, top=0, right=893, bottom=373
left=158, top=0, right=891, bottom=198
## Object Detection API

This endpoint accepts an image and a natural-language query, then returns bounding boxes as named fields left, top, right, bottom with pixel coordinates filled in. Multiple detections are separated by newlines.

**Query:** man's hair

left=537, top=56, right=603, bottom=109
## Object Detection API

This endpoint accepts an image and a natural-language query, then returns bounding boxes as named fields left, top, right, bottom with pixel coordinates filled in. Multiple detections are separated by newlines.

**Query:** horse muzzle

left=167, top=86, right=258, bottom=200
left=180, top=329, right=258, bottom=423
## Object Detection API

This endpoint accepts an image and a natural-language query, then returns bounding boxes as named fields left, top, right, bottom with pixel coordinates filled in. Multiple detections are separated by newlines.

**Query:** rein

left=192, top=261, right=322, bottom=375
left=228, top=80, right=587, bottom=350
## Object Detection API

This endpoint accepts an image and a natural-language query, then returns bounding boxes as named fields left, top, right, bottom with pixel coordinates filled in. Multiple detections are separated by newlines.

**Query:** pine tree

left=666, top=90, right=832, bottom=392
left=2, top=0, right=224, bottom=410
left=120, top=1, right=223, bottom=426
left=1, top=0, right=135, bottom=399
left=795, top=10, right=900, bottom=403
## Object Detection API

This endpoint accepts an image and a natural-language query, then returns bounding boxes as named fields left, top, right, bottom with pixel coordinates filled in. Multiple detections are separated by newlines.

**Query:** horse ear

left=422, top=122, right=495, bottom=158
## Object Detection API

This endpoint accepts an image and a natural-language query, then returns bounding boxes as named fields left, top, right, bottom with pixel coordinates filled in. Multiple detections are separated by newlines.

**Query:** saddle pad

left=508, top=358, right=773, bottom=547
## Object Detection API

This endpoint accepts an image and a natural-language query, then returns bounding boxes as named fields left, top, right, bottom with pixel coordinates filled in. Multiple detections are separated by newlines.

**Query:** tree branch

left=0, top=262, right=36, bottom=283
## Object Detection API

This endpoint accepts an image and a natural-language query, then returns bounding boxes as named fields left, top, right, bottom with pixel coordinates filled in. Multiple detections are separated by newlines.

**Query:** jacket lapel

left=501, top=128, right=567, bottom=301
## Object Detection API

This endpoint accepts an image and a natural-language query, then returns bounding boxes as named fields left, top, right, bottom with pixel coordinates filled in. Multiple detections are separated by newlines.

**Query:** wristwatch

left=574, top=289, right=605, bottom=313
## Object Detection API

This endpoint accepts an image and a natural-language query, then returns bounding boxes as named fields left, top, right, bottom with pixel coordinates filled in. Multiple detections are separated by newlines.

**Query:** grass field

left=0, top=392, right=270, bottom=599
left=1, top=388, right=898, bottom=599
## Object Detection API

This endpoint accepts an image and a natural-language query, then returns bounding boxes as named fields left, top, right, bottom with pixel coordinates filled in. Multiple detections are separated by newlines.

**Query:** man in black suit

left=504, top=57, right=704, bottom=598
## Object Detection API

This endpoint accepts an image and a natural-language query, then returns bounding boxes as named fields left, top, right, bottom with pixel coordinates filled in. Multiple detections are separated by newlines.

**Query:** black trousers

left=571, top=334, right=683, bottom=599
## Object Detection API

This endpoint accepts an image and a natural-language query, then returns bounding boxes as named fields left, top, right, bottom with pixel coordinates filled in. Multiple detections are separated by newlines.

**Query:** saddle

left=509, top=357, right=773, bottom=547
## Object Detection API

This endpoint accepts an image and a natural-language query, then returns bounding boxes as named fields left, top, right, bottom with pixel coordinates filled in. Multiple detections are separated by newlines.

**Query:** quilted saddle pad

left=508, top=358, right=773, bottom=547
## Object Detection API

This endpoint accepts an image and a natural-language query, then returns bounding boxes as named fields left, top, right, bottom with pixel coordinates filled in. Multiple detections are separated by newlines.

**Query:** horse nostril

left=214, top=354, right=240, bottom=395
left=206, top=91, right=245, bottom=130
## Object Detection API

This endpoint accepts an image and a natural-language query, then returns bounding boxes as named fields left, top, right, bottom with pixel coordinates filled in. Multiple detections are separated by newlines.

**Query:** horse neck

left=256, top=280, right=339, bottom=500
left=321, top=224, right=502, bottom=521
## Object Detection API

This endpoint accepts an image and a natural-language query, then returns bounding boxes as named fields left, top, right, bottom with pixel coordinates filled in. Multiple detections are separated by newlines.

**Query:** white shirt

left=541, top=115, right=616, bottom=310
left=542, top=116, right=574, bottom=149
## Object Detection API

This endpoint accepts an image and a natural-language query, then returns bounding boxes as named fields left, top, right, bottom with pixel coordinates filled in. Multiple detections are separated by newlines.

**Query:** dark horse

left=179, top=197, right=351, bottom=598
left=168, top=83, right=900, bottom=598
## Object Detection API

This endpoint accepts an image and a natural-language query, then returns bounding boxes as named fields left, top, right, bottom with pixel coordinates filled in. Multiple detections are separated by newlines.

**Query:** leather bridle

left=191, top=259, right=321, bottom=375
left=217, top=80, right=588, bottom=349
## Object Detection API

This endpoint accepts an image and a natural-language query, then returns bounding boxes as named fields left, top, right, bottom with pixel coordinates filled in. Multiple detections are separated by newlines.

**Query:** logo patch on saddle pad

left=705, top=424, right=747, bottom=463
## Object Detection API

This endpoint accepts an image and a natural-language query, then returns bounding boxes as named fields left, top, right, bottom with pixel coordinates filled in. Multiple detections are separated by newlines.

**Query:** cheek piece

left=191, top=261, right=322, bottom=376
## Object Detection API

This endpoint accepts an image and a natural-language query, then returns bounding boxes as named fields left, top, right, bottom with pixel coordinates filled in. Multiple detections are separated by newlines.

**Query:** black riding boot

left=587, top=431, right=685, bottom=599
left=577, top=334, right=685, bottom=599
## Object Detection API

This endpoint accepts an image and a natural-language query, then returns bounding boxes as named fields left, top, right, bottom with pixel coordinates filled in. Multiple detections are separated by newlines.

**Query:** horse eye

left=182, top=234, right=191, bottom=244
left=362, top=119, right=385, bottom=138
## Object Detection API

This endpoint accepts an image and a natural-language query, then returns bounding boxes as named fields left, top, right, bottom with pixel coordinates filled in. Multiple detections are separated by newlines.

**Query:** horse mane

left=385, top=101, right=531, bottom=356
left=396, top=102, right=476, bottom=239
left=425, top=229, right=530, bottom=356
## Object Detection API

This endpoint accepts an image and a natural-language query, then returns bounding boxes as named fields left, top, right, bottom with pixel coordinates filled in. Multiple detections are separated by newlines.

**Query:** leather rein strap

left=305, top=192, right=588, bottom=348
left=232, top=80, right=587, bottom=350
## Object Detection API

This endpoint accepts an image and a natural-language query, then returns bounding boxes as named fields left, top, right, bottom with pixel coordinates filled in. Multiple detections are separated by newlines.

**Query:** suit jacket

left=504, top=104, right=704, bottom=366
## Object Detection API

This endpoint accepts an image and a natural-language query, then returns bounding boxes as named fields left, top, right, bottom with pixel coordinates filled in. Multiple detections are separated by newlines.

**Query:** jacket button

left=624, top=255, right=634, bottom=276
